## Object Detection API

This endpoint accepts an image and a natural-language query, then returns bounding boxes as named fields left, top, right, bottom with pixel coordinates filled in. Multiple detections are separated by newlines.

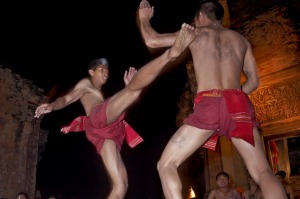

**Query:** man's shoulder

left=73, top=78, right=94, bottom=90
left=77, top=77, right=91, bottom=85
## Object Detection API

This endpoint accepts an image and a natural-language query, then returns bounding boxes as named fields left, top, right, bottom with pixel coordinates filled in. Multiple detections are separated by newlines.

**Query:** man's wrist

left=49, top=102, right=55, bottom=110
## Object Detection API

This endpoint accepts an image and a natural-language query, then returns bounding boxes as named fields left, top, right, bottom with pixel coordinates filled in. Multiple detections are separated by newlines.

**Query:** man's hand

left=34, top=103, right=54, bottom=118
left=124, top=67, right=138, bottom=86
left=138, top=0, right=154, bottom=21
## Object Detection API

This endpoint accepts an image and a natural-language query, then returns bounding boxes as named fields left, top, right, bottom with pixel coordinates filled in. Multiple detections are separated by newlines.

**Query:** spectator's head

left=275, top=170, right=286, bottom=183
left=48, top=195, right=56, bottom=199
left=215, top=171, right=230, bottom=188
left=17, top=192, right=28, bottom=199
left=216, top=171, right=229, bottom=180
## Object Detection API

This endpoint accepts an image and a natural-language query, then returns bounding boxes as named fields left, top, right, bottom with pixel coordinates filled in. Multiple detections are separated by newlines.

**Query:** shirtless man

left=208, top=172, right=242, bottom=199
left=34, top=24, right=195, bottom=199
left=137, top=0, right=287, bottom=198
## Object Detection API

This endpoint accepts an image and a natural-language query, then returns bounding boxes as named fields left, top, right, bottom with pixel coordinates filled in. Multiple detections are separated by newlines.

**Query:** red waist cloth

left=61, top=103, right=143, bottom=154
left=184, top=89, right=259, bottom=151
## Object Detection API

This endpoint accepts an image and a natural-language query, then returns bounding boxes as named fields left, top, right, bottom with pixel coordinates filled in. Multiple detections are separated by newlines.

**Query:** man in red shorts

left=137, top=0, right=287, bottom=198
left=34, top=25, right=196, bottom=199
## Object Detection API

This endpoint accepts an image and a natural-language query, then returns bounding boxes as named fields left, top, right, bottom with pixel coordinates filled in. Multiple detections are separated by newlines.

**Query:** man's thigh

left=100, top=139, right=126, bottom=179
left=106, top=89, right=141, bottom=124
left=159, top=124, right=214, bottom=165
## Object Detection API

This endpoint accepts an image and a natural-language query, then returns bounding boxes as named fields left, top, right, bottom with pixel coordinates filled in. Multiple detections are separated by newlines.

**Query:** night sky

left=0, top=1, right=198, bottom=198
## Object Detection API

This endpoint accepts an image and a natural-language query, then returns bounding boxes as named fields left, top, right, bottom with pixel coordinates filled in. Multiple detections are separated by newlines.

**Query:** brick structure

left=0, top=66, right=48, bottom=199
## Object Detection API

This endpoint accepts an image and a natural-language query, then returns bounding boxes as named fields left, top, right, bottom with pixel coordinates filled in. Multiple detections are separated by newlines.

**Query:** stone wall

left=0, top=67, right=47, bottom=199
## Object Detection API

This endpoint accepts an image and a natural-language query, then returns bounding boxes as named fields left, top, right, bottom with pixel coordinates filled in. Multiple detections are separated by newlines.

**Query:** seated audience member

left=208, top=171, right=242, bottom=199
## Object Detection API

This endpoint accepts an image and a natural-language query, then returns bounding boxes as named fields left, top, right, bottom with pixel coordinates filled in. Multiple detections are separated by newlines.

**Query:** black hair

left=195, top=0, right=224, bottom=22
left=216, top=171, right=229, bottom=180
left=275, top=170, right=286, bottom=179
left=17, top=192, right=28, bottom=199
left=88, top=57, right=109, bottom=71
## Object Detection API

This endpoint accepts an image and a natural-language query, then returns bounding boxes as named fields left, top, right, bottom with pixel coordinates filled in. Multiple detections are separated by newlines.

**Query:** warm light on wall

left=189, top=187, right=196, bottom=199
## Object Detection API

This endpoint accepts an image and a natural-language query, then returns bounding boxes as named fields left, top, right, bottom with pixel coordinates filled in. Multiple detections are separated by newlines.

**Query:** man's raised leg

left=106, top=23, right=197, bottom=124
left=127, top=23, right=196, bottom=91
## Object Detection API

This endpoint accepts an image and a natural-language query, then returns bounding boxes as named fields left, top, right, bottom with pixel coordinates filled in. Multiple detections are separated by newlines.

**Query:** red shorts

left=183, top=89, right=259, bottom=146
left=61, top=100, right=143, bottom=154
left=85, top=100, right=125, bottom=154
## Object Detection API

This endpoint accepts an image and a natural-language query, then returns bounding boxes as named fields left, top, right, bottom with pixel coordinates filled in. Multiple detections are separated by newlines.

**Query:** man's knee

left=249, top=167, right=274, bottom=184
left=157, top=158, right=177, bottom=174
left=112, top=181, right=128, bottom=196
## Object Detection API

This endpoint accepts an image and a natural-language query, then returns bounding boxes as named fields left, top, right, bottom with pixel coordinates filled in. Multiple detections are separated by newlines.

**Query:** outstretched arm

left=34, top=79, right=89, bottom=118
left=137, top=0, right=179, bottom=49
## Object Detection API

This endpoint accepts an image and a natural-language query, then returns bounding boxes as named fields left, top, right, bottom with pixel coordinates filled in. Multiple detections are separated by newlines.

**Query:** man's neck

left=208, top=20, right=222, bottom=28
left=90, top=78, right=102, bottom=90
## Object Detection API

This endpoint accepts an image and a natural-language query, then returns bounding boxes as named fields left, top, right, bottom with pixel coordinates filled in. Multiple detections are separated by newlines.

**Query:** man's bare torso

left=77, top=78, right=106, bottom=116
left=190, top=26, right=248, bottom=92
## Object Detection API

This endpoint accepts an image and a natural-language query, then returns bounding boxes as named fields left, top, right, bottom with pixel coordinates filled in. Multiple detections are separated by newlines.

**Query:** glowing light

left=189, top=187, right=196, bottom=199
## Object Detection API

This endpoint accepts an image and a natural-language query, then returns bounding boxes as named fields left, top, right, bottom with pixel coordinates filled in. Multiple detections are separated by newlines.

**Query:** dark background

left=0, top=1, right=199, bottom=198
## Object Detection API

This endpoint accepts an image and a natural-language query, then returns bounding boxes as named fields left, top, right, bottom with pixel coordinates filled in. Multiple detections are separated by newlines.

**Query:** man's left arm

left=242, top=40, right=260, bottom=95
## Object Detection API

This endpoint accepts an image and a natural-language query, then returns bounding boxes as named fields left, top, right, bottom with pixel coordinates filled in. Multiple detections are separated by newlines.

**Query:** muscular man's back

left=190, top=26, right=249, bottom=92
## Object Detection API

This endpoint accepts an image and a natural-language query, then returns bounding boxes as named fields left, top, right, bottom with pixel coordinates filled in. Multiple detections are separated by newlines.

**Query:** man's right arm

left=34, top=79, right=88, bottom=118
left=137, top=0, right=179, bottom=49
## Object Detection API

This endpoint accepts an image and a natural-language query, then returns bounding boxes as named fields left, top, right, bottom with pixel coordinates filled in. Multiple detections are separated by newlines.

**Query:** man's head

left=88, top=57, right=110, bottom=85
left=17, top=192, right=28, bottom=199
left=48, top=195, right=56, bottom=199
left=215, top=171, right=230, bottom=188
left=216, top=171, right=229, bottom=180
left=275, top=170, right=286, bottom=182
left=88, top=58, right=109, bottom=71
left=194, top=0, right=224, bottom=24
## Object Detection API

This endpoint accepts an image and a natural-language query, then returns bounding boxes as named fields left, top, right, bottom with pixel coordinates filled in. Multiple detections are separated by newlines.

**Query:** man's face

left=98, top=65, right=109, bottom=77
left=91, top=64, right=109, bottom=84
left=216, top=174, right=229, bottom=188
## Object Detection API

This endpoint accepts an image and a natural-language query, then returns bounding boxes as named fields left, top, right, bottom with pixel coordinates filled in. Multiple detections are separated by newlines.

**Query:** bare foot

left=169, top=23, right=196, bottom=59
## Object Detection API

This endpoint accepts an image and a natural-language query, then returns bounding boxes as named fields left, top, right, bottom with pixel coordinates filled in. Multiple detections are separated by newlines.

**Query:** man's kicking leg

left=106, top=23, right=197, bottom=124
left=127, top=23, right=196, bottom=91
